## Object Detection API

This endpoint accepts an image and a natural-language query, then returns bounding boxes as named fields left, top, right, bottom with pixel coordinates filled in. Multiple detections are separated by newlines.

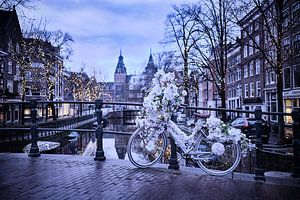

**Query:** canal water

left=52, top=132, right=131, bottom=160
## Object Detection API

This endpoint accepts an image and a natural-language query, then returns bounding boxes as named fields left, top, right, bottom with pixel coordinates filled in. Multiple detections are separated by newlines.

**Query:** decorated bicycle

left=127, top=70, right=253, bottom=176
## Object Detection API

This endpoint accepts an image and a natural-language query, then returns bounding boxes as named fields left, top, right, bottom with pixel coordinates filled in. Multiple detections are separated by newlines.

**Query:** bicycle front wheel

left=194, top=135, right=241, bottom=176
left=127, top=126, right=167, bottom=168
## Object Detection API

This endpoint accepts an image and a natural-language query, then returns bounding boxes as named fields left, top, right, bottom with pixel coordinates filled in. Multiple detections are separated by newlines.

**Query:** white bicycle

left=127, top=118, right=241, bottom=176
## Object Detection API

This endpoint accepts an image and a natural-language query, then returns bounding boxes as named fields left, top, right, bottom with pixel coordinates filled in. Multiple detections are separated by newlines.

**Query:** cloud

left=22, top=0, right=192, bottom=81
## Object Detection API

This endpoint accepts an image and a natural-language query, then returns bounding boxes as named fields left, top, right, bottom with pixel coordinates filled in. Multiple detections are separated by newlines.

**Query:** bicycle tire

left=194, top=135, right=241, bottom=176
left=127, top=126, right=167, bottom=168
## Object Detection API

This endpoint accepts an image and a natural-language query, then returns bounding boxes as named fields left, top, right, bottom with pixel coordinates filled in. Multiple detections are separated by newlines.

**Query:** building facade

left=103, top=51, right=158, bottom=105
left=0, top=7, right=66, bottom=125
left=197, top=0, right=300, bottom=124
left=0, top=7, right=22, bottom=124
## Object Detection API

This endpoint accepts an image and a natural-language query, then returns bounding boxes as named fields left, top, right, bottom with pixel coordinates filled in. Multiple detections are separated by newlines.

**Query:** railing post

left=28, top=99, right=40, bottom=157
left=254, top=106, right=265, bottom=181
left=292, top=108, right=300, bottom=178
left=80, top=103, right=83, bottom=116
left=168, top=138, right=179, bottom=170
left=94, top=99, right=106, bottom=161
left=45, top=103, right=48, bottom=122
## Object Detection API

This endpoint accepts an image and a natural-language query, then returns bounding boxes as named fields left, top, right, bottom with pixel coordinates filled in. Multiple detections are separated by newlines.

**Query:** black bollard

left=28, top=99, right=40, bottom=157
left=94, top=99, right=106, bottom=161
left=168, top=137, right=179, bottom=170
left=292, top=108, right=300, bottom=178
left=254, top=106, right=265, bottom=181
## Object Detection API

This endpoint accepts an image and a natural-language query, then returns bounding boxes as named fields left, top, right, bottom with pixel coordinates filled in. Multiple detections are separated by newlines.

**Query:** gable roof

left=0, top=7, right=22, bottom=37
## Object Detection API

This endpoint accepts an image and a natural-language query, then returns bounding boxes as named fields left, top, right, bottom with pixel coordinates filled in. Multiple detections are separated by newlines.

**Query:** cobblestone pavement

left=0, top=153, right=299, bottom=200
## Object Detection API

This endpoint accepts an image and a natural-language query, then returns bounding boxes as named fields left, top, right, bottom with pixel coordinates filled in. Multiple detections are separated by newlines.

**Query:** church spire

left=143, top=50, right=156, bottom=75
left=115, top=50, right=127, bottom=74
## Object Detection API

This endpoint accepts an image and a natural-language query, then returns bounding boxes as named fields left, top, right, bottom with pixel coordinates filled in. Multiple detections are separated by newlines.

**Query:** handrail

left=0, top=99, right=299, bottom=179
left=185, top=105, right=292, bottom=116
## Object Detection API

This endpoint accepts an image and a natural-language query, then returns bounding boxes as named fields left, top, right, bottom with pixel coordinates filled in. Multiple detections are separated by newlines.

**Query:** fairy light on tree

left=65, top=65, right=106, bottom=101
left=10, top=38, right=41, bottom=101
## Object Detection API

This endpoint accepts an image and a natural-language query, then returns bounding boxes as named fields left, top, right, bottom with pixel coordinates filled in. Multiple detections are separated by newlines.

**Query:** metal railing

left=0, top=99, right=299, bottom=180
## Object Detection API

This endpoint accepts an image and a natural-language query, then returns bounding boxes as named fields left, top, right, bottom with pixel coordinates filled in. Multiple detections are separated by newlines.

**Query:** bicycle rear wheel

left=194, top=135, right=241, bottom=176
left=127, top=126, right=167, bottom=168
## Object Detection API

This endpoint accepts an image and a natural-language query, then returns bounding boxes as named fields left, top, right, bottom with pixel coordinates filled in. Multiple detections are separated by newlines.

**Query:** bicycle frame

left=166, top=120, right=203, bottom=155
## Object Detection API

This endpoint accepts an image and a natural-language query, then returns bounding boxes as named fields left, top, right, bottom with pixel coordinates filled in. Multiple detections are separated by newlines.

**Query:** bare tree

left=163, top=4, right=200, bottom=104
left=24, top=18, right=74, bottom=61
left=19, top=18, right=74, bottom=120
left=153, top=51, right=177, bottom=72
left=66, top=65, right=105, bottom=102
left=23, top=18, right=74, bottom=100
left=0, top=0, right=35, bottom=10
left=86, top=67, right=105, bottom=101
left=0, top=0, right=38, bottom=21
left=232, top=0, right=298, bottom=143
left=189, top=0, right=237, bottom=120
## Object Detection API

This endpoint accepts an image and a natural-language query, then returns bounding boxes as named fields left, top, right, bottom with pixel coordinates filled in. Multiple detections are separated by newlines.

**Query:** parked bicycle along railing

left=0, top=99, right=299, bottom=180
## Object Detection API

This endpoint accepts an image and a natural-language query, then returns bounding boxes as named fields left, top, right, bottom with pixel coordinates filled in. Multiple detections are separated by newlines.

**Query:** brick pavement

left=0, top=153, right=299, bottom=200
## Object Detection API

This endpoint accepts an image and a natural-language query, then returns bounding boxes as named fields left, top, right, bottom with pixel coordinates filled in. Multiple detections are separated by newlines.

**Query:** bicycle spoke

left=194, top=136, right=241, bottom=176
left=127, top=126, right=167, bottom=168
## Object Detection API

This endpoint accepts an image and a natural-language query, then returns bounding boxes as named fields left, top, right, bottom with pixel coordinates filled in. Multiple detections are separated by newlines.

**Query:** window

left=14, top=110, right=19, bottom=121
left=248, top=24, right=252, bottom=34
left=250, top=82, right=254, bottom=97
left=237, top=68, right=241, bottom=80
left=284, top=67, right=291, bottom=89
left=244, top=65, right=248, bottom=78
left=254, top=21, right=259, bottom=31
left=265, top=67, right=276, bottom=85
left=284, top=99, right=293, bottom=124
left=255, top=35, right=260, bottom=52
left=243, top=43, right=248, bottom=58
left=249, top=63, right=254, bottom=76
left=270, top=70, right=276, bottom=84
left=249, top=40, right=253, bottom=55
left=25, top=71, right=32, bottom=81
left=18, top=85, right=22, bottom=94
left=244, top=84, right=249, bottom=98
left=0, top=60, right=3, bottom=73
left=7, top=80, right=13, bottom=93
left=8, top=60, right=12, bottom=74
left=256, top=81, right=261, bottom=97
left=16, top=65, right=20, bottom=76
left=292, top=2, right=300, bottom=24
left=293, top=33, right=300, bottom=55
left=0, top=79, right=3, bottom=90
left=242, top=30, right=246, bottom=38
left=237, top=55, right=241, bottom=64
left=237, top=84, right=242, bottom=96
left=255, top=60, right=260, bottom=75
left=294, top=65, right=300, bottom=88
left=267, top=92, right=278, bottom=121
left=283, top=10, right=289, bottom=28
left=283, top=37, right=290, bottom=47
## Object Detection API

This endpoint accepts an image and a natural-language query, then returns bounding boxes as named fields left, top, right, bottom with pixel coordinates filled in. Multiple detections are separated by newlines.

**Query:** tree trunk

left=220, top=82, right=227, bottom=122
left=277, top=68, right=285, bottom=144
left=183, top=56, right=189, bottom=105
left=275, top=0, right=285, bottom=144
left=50, top=93, right=56, bottom=121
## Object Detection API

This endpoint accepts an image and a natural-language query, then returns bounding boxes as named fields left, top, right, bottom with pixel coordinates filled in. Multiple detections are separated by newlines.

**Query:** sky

left=23, top=0, right=194, bottom=82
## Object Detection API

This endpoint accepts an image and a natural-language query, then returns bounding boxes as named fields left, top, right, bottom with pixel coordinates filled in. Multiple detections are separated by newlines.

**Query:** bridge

left=0, top=99, right=300, bottom=198
left=0, top=153, right=299, bottom=200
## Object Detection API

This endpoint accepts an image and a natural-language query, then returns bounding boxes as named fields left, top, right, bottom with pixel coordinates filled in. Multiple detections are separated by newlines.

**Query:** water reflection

left=59, top=130, right=132, bottom=160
